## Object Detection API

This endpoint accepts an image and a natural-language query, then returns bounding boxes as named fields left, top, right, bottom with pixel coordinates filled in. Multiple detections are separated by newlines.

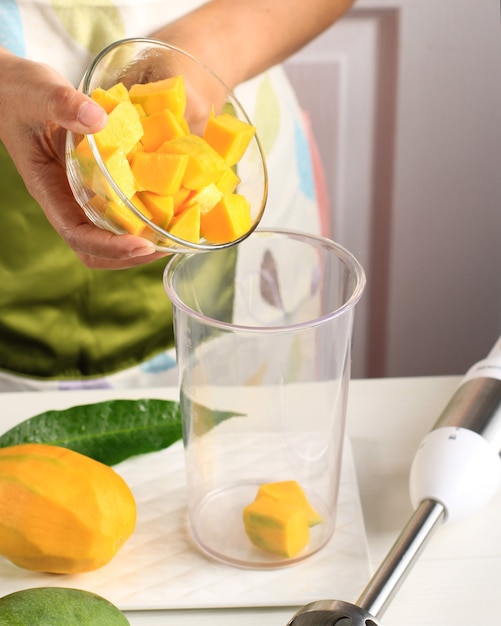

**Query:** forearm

left=152, top=0, right=355, bottom=88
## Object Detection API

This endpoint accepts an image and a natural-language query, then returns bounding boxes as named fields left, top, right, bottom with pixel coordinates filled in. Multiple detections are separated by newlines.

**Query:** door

left=285, top=0, right=501, bottom=378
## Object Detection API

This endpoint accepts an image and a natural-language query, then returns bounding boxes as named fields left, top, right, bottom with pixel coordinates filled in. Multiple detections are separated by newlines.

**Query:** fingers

left=42, top=79, right=108, bottom=135
left=0, top=54, right=166, bottom=269
left=40, top=166, right=163, bottom=268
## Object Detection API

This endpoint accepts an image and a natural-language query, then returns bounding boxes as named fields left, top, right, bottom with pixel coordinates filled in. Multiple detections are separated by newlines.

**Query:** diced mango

left=255, top=481, right=322, bottom=526
left=81, top=75, right=256, bottom=245
left=138, top=191, right=174, bottom=229
left=159, top=134, right=226, bottom=190
left=185, top=182, right=223, bottom=213
left=203, top=113, right=256, bottom=166
left=130, top=193, right=154, bottom=220
left=172, top=187, right=193, bottom=215
left=102, top=199, right=147, bottom=236
left=134, top=103, right=146, bottom=117
left=92, top=100, right=144, bottom=154
left=129, top=75, right=186, bottom=117
left=243, top=496, right=309, bottom=558
left=168, top=204, right=200, bottom=243
left=94, top=148, right=136, bottom=201
left=140, top=107, right=187, bottom=152
left=200, top=193, right=251, bottom=244
left=131, top=151, right=189, bottom=196
left=90, top=82, right=130, bottom=113
left=74, top=135, right=96, bottom=187
left=215, top=166, right=241, bottom=194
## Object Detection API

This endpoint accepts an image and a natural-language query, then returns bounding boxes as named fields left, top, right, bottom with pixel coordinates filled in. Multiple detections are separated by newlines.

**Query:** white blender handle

left=409, top=335, right=501, bottom=523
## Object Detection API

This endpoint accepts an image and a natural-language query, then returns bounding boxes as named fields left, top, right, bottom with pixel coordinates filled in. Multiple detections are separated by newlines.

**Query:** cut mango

left=81, top=75, right=257, bottom=244
left=102, top=200, right=146, bottom=236
left=243, top=496, right=309, bottom=558
left=140, top=107, right=187, bottom=152
left=203, top=113, right=256, bottom=166
left=184, top=182, right=223, bottom=213
left=200, top=193, right=251, bottom=244
left=91, top=82, right=130, bottom=113
left=158, top=134, right=226, bottom=190
left=129, top=75, right=186, bottom=117
left=138, top=191, right=174, bottom=229
left=131, top=151, right=189, bottom=196
left=255, top=481, right=322, bottom=526
left=215, top=166, right=241, bottom=194
left=92, top=100, right=143, bottom=154
left=93, top=148, right=136, bottom=201
left=168, top=204, right=200, bottom=243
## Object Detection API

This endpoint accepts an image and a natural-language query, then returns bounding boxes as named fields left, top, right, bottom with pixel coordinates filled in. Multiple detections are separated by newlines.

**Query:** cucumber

left=0, top=396, right=242, bottom=466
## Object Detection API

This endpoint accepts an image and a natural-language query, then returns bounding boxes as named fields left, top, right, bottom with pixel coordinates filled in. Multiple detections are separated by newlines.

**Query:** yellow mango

left=243, top=496, right=309, bottom=558
left=215, top=166, right=241, bottom=194
left=74, top=135, right=96, bottom=188
left=185, top=182, right=223, bottom=213
left=91, top=82, right=130, bottom=113
left=200, top=193, right=251, bottom=244
left=255, top=481, right=322, bottom=526
left=92, top=100, right=143, bottom=154
left=134, top=103, right=146, bottom=117
left=140, top=107, right=187, bottom=152
left=129, top=75, right=186, bottom=117
left=0, top=443, right=136, bottom=574
left=203, top=113, right=256, bottom=166
left=168, top=203, right=200, bottom=243
left=159, top=134, right=226, bottom=190
left=172, top=187, right=193, bottom=215
left=103, top=199, right=147, bottom=236
left=131, top=151, right=189, bottom=196
left=138, top=191, right=174, bottom=229
left=96, top=148, right=136, bottom=201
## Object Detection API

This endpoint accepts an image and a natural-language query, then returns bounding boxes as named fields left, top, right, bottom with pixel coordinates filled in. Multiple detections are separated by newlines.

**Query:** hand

left=0, top=50, right=166, bottom=269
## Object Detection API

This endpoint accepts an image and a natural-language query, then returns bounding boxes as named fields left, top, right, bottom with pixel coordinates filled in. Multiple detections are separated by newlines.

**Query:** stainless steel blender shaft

left=288, top=336, right=501, bottom=626
left=287, top=498, right=445, bottom=626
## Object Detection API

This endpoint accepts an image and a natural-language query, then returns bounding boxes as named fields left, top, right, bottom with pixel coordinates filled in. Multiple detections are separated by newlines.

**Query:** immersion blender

left=287, top=335, right=501, bottom=626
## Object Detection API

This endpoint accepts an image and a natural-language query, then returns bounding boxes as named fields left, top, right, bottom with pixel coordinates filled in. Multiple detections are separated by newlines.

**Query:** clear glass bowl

left=66, top=38, right=268, bottom=253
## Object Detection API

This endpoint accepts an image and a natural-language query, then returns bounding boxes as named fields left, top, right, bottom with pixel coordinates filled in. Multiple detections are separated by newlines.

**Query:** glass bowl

left=66, top=38, right=268, bottom=253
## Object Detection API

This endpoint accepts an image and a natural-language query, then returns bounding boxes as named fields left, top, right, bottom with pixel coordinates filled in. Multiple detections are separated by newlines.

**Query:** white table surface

left=1, top=375, right=500, bottom=625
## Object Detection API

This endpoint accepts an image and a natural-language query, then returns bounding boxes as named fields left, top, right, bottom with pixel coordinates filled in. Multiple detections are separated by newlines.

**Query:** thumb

left=46, top=83, right=108, bottom=135
left=76, top=98, right=108, bottom=133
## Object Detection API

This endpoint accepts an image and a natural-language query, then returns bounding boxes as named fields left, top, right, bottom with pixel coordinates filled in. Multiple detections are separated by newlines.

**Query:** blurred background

left=284, top=0, right=501, bottom=378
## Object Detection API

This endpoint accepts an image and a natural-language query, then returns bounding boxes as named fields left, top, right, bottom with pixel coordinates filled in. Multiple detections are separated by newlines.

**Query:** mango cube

left=243, top=497, right=309, bottom=558
left=203, top=113, right=256, bottom=166
left=92, top=100, right=143, bottom=154
left=140, top=107, right=187, bottom=152
left=129, top=75, right=186, bottom=117
left=91, top=82, right=130, bottom=113
left=94, top=148, right=136, bottom=201
left=131, top=151, right=189, bottom=196
left=138, top=191, right=174, bottom=229
left=102, top=199, right=146, bottom=236
left=255, top=481, right=322, bottom=526
left=215, top=166, right=241, bottom=194
left=158, top=134, right=226, bottom=190
left=168, top=204, right=200, bottom=243
left=200, top=193, right=251, bottom=244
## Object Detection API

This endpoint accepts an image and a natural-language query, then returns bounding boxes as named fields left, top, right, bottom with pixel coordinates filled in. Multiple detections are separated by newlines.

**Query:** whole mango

left=0, top=587, right=130, bottom=625
left=0, top=443, right=136, bottom=574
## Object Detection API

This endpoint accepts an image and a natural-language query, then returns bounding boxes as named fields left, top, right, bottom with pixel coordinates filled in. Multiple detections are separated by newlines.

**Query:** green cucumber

left=0, top=396, right=243, bottom=466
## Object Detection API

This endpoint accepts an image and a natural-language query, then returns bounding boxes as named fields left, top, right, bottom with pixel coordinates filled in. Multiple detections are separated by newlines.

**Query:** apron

left=0, top=0, right=321, bottom=389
